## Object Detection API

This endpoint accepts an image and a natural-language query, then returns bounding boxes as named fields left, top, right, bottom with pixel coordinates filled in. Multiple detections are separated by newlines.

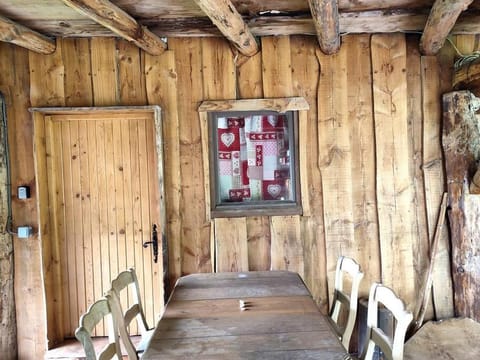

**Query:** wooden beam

left=0, top=14, right=55, bottom=54
left=308, top=0, right=340, bottom=54
left=442, top=90, right=480, bottom=322
left=420, top=0, right=474, bottom=55
left=0, top=94, right=17, bottom=358
left=192, top=0, right=258, bottom=57
left=61, top=0, right=166, bottom=55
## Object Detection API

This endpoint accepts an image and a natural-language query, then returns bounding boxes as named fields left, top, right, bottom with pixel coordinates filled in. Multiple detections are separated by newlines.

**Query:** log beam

left=0, top=95, right=17, bottom=358
left=0, top=14, right=55, bottom=54
left=192, top=0, right=258, bottom=57
left=420, top=0, right=473, bottom=55
left=308, top=0, right=340, bottom=55
left=442, top=90, right=480, bottom=321
left=61, top=0, right=166, bottom=55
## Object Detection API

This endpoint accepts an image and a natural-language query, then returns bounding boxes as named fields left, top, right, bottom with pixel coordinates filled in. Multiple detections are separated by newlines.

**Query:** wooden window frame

left=198, top=97, right=310, bottom=218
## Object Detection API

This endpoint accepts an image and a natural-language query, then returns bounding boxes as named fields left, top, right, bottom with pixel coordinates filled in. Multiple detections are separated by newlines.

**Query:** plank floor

left=45, top=336, right=141, bottom=359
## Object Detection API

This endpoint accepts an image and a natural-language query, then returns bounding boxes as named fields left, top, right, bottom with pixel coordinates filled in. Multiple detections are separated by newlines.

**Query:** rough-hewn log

left=192, top=0, right=258, bottom=56
left=308, top=0, right=340, bottom=54
left=454, top=58, right=480, bottom=97
left=442, top=90, right=480, bottom=322
left=0, top=14, right=55, bottom=54
left=420, top=0, right=474, bottom=55
left=61, top=0, right=166, bottom=55
left=6, top=10, right=432, bottom=38
left=0, top=95, right=17, bottom=359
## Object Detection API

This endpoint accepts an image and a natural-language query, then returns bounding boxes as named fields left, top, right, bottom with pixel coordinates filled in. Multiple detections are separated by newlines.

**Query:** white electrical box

left=18, top=186, right=30, bottom=199
left=17, top=226, right=33, bottom=238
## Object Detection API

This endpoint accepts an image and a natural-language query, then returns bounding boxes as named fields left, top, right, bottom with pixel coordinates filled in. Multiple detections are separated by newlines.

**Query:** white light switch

left=18, top=186, right=30, bottom=199
left=17, top=226, right=33, bottom=238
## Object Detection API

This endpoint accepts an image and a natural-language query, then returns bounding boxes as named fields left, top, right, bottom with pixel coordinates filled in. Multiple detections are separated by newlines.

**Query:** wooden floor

left=404, top=318, right=480, bottom=360
left=45, top=336, right=141, bottom=359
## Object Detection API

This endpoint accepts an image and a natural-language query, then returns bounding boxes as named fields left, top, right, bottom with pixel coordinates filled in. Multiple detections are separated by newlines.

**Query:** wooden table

left=404, top=317, right=480, bottom=360
left=142, top=271, right=348, bottom=359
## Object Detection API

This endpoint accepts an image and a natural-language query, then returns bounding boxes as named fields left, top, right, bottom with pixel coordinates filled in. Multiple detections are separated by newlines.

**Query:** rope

left=446, top=37, right=480, bottom=71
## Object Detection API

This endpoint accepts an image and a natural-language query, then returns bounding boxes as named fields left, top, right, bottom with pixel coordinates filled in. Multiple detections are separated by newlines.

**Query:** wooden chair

left=360, top=283, right=413, bottom=360
left=75, top=297, right=122, bottom=360
left=109, top=268, right=154, bottom=359
left=329, top=256, right=364, bottom=350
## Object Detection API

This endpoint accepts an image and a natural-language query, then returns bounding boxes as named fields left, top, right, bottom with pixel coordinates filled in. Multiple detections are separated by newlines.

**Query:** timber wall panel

left=316, top=37, right=356, bottom=301
left=262, top=36, right=304, bottom=278
left=345, top=35, right=381, bottom=298
left=421, top=56, right=454, bottom=319
left=290, top=36, right=328, bottom=310
left=406, top=37, right=433, bottom=320
left=145, top=50, right=182, bottom=294
left=236, top=49, right=272, bottom=272
left=169, top=38, right=211, bottom=274
left=0, top=34, right=461, bottom=357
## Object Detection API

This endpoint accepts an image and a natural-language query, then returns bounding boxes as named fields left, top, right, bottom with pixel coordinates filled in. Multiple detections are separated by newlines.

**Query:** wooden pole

left=192, top=0, right=258, bottom=57
left=308, top=0, right=340, bottom=55
left=62, top=0, right=166, bottom=55
left=442, top=90, right=480, bottom=321
left=0, top=14, right=55, bottom=54
left=420, top=0, right=473, bottom=55
left=410, top=193, right=447, bottom=335
left=0, top=94, right=17, bottom=359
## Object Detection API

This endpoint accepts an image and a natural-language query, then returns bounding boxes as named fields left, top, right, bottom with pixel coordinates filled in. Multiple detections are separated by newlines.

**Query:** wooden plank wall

left=0, top=33, right=463, bottom=357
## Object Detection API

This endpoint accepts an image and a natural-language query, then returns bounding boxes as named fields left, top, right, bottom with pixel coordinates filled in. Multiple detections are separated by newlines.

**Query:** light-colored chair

left=75, top=297, right=122, bottom=360
left=109, top=268, right=154, bottom=359
left=329, top=256, right=364, bottom=350
left=360, top=283, right=413, bottom=360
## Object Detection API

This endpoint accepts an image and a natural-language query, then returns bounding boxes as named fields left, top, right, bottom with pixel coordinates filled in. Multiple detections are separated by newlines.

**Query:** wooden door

left=33, top=108, right=165, bottom=341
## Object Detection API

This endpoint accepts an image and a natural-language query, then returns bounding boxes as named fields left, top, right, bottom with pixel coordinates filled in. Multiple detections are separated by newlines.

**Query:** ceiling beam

left=420, top=0, right=474, bottom=55
left=308, top=0, right=340, bottom=55
left=192, top=0, right=258, bottom=57
left=0, top=14, right=55, bottom=54
left=61, top=0, right=166, bottom=55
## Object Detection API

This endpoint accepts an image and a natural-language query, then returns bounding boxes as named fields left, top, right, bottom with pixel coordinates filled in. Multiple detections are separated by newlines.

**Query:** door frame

left=31, top=106, right=165, bottom=348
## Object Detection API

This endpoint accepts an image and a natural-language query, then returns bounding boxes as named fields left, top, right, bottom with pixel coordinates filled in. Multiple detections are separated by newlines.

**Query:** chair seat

left=136, top=329, right=155, bottom=353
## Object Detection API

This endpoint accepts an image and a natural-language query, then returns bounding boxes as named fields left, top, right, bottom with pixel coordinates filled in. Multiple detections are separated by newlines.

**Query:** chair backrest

left=329, top=256, right=364, bottom=350
left=361, top=283, right=413, bottom=360
left=75, top=297, right=122, bottom=360
left=110, top=268, right=150, bottom=359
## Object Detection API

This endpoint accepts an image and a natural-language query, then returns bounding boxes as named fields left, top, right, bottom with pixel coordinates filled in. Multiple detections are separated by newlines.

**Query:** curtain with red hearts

left=216, top=114, right=292, bottom=203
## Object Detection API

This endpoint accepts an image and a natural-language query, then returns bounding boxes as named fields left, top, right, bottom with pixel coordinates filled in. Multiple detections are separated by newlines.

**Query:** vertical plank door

left=35, top=108, right=165, bottom=338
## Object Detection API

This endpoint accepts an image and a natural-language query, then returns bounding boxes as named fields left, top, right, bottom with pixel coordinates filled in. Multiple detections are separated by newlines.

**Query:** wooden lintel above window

left=0, top=14, right=55, bottom=54
left=308, top=0, right=340, bottom=55
left=192, top=0, right=259, bottom=57
left=198, top=97, right=310, bottom=113
left=61, top=0, right=166, bottom=55
left=420, top=0, right=474, bottom=55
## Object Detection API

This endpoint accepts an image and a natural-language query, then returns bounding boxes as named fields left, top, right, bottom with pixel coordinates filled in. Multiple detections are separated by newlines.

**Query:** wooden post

left=454, top=58, right=480, bottom=98
left=442, top=90, right=480, bottom=321
left=420, top=0, right=473, bottom=55
left=0, top=95, right=17, bottom=358
left=0, top=14, right=55, bottom=54
left=307, top=0, right=340, bottom=55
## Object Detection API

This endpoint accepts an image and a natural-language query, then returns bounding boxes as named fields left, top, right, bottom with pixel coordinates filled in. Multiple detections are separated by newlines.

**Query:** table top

left=404, top=317, right=480, bottom=360
left=142, top=271, right=347, bottom=359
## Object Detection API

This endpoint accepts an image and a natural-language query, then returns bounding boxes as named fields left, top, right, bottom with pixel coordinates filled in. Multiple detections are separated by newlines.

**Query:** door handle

left=143, top=224, right=158, bottom=263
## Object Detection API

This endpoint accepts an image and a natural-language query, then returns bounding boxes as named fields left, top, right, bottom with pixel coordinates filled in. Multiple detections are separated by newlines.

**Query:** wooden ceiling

left=1, top=0, right=479, bottom=56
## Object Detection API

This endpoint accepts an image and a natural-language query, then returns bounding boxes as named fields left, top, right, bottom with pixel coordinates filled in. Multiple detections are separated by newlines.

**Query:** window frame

left=198, top=97, right=309, bottom=218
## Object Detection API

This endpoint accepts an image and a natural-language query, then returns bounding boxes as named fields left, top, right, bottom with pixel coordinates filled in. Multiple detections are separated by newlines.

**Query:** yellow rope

left=446, top=37, right=480, bottom=70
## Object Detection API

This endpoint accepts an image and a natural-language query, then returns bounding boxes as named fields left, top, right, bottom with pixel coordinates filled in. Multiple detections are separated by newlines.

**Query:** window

left=198, top=97, right=309, bottom=218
